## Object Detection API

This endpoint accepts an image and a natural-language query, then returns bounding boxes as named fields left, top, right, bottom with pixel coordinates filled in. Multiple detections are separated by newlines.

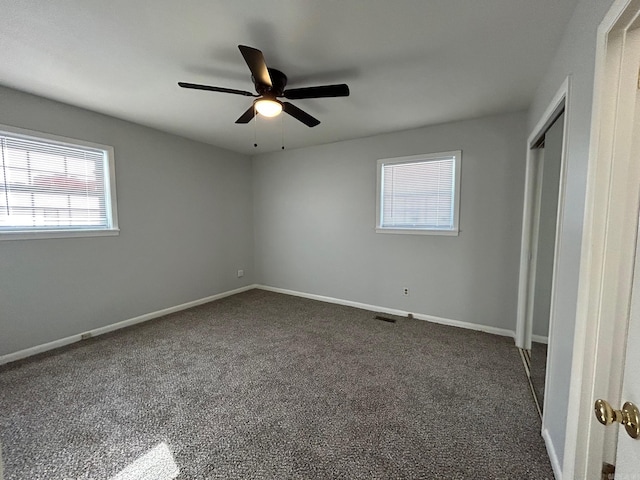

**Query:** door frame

left=563, top=0, right=640, bottom=478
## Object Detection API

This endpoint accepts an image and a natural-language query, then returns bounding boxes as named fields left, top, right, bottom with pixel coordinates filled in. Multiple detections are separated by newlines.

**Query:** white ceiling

left=1, top=0, right=578, bottom=155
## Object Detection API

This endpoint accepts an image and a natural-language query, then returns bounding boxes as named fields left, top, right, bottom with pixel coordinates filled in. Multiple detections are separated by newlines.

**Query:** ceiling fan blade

left=283, top=102, right=320, bottom=127
left=282, top=84, right=349, bottom=100
left=178, top=82, right=256, bottom=97
left=238, top=45, right=272, bottom=87
left=235, top=105, right=256, bottom=124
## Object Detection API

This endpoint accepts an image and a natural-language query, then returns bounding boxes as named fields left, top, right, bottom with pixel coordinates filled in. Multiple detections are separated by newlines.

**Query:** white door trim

left=563, top=1, right=640, bottom=478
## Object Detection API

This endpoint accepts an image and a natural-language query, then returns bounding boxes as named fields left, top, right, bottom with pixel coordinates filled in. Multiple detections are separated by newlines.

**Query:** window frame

left=376, top=151, right=462, bottom=236
left=0, top=124, right=119, bottom=241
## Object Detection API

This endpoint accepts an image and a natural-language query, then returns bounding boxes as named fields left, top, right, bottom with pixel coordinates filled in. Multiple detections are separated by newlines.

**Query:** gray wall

left=0, top=86, right=255, bottom=357
left=253, top=112, right=527, bottom=332
left=527, top=0, right=615, bottom=468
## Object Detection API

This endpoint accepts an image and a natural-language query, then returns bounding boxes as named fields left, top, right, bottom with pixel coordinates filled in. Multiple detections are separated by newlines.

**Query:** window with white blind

left=376, top=151, right=461, bottom=235
left=0, top=125, right=118, bottom=240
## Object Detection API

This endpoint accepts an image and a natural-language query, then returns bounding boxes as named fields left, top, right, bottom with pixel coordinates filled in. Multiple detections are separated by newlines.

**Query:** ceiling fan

left=178, top=45, right=350, bottom=128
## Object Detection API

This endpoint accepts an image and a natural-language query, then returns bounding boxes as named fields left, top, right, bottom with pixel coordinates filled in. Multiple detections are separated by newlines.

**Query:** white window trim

left=375, top=151, right=461, bottom=236
left=0, top=123, right=119, bottom=241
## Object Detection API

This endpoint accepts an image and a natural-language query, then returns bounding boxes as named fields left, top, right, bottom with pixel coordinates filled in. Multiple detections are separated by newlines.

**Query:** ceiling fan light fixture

left=254, top=98, right=283, bottom=117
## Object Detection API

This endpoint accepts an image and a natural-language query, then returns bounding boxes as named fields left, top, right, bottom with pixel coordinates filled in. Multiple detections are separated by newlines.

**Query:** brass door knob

left=594, top=399, right=640, bottom=439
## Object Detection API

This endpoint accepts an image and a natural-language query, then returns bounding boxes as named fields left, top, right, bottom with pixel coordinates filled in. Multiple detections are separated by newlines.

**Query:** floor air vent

left=374, top=315, right=397, bottom=323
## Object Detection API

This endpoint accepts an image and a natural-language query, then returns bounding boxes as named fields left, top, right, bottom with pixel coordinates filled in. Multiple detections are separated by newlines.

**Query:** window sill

left=0, top=228, right=120, bottom=241
left=375, top=227, right=459, bottom=236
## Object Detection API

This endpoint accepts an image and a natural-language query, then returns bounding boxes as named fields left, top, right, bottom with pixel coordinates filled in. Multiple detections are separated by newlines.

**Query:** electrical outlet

left=237, top=269, right=244, bottom=278
left=403, top=287, right=410, bottom=296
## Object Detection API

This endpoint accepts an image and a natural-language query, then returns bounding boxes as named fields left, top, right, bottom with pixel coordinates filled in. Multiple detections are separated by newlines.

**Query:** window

left=0, top=125, right=118, bottom=240
left=376, top=151, right=461, bottom=235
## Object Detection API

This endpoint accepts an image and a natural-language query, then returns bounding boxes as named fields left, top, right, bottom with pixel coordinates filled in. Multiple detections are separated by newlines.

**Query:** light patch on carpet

left=109, top=442, right=178, bottom=480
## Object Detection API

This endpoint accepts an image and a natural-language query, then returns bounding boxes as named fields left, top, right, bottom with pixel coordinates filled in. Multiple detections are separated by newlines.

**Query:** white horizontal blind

left=0, top=134, right=110, bottom=231
left=381, top=157, right=455, bottom=229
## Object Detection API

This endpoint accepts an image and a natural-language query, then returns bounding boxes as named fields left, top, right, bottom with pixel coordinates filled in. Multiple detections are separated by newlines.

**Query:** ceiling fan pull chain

left=254, top=104, right=258, bottom=148
left=281, top=114, right=285, bottom=150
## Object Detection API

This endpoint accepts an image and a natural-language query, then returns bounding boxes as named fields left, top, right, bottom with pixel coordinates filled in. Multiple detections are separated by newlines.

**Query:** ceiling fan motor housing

left=256, top=68, right=288, bottom=97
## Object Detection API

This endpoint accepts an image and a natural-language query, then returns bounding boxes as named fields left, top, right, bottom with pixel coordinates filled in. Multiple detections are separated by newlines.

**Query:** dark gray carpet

left=0, top=289, right=553, bottom=479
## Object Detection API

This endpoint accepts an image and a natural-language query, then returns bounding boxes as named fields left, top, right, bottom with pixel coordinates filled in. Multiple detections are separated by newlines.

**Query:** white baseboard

left=256, top=285, right=516, bottom=339
left=542, top=427, right=562, bottom=480
left=2, top=283, right=516, bottom=366
left=532, top=334, right=549, bottom=344
left=0, top=284, right=258, bottom=366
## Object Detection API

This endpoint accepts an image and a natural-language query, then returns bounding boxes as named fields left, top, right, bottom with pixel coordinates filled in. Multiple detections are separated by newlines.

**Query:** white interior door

left=595, top=13, right=640, bottom=476
left=565, top=2, right=640, bottom=478
left=616, top=216, right=640, bottom=477
left=611, top=35, right=640, bottom=474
